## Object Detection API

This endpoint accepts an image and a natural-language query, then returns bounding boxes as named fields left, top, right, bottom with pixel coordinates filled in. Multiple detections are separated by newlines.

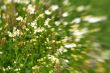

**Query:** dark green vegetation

left=0, top=0, right=110, bottom=73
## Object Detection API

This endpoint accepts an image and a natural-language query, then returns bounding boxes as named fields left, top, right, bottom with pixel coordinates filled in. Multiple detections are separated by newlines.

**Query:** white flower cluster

left=45, top=5, right=59, bottom=15
left=83, top=15, right=107, bottom=23
left=45, top=10, right=52, bottom=15
left=0, top=51, right=3, bottom=55
left=34, top=27, right=45, bottom=33
left=64, top=43, right=77, bottom=48
left=76, top=5, right=90, bottom=12
left=50, top=5, right=59, bottom=11
left=30, top=20, right=37, bottom=28
left=16, top=16, right=23, bottom=21
left=44, top=18, right=51, bottom=27
left=62, top=12, right=69, bottom=17
left=27, top=4, right=35, bottom=14
left=7, top=27, right=20, bottom=37
left=63, top=0, right=70, bottom=6
left=73, top=28, right=88, bottom=42
left=55, top=21, right=61, bottom=26
left=47, top=55, right=59, bottom=63
left=71, top=17, right=81, bottom=24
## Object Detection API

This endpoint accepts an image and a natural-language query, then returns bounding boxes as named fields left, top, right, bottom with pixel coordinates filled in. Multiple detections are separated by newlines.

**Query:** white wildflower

left=100, top=50, right=110, bottom=61
left=34, top=27, right=44, bottom=33
left=76, top=5, right=86, bottom=12
left=50, top=5, right=59, bottom=11
left=38, top=13, right=44, bottom=18
left=7, top=27, right=20, bottom=37
left=71, top=17, right=81, bottom=24
left=7, top=66, right=12, bottom=70
left=14, top=68, right=20, bottom=71
left=47, top=55, right=57, bottom=62
left=58, top=48, right=63, bottom=53
left=64, top=59, right=69, bottom=63
left=63, top=0, right=70, bottom=6
left=45, top=10, right=52, bottom=15
left=73, top=28, right=88, bottom=42
left=27, top=4, right=35, bottom=14
left=55, top=21, right=61, bottom=26
left=0, top=27, right=2, bottom=31
left=63, top=49, right=68, bottom=52
left=44, top=18, right=51, bottom=26
left=83, top=15, right=107, bottom=23
left=62, top=12, right=69, bottom=17
left=64, top=44, right=76, bottom=48
left=16, top=16, right=23, bottom=21
left=0, top=52, right=3, bottom=55
left=13, top=29, right=20, bottom=37
left=73, top=30, right=85, bottom=36
left=63, top=21, right=68, bottom=25
left=7, top=31, right=13, bottom=37
left=1, top=5, right=6, bottom=11
left=30, top=21, right=37, bottom=28
left=32, top=65, right=39, bottom=70
left=14, top=61, right=17, bottom=64
left=73, top=28, right=88, bottom=36
left=13, top=27, right=20, bottom=36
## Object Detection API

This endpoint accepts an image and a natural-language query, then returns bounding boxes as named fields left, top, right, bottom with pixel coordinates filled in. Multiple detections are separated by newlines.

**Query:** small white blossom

left=1, top=5, right=6, bottom=11
left=64, top=44, right=76, bottom=48
left=0, top=52, right=3, bottom=55
left=73, top=28, right=88, bottom=36
left=27, top=4, right=35, bottom=14
left=47, top=55, right=58, bottom=62
left=58, top=48, right=63, bottom=53
left=0, top=27, right=2, bottom=31
left=16, top=16, right=23, bottom=21
left=63, top=0, right=70, bottom=6
left=14, top=61, right=17, bottom=64
left=7, top=27, right=20, bottom=37
left=13, top=28, right=20, bottom=36
left=32, top=65, right=39, bottom=70
left=13, top=30, right=20, bottom=37
left=44, top=18, right=51, bottom=26
left=34, top=27, right=44, bottom=33
left=74, top=30, right=85, bottom=36
left=50, top=5, right=59, bottom=11
left=63, top=21, right=68, bottom=25
left=45, top=10, right=52, bottom=15
left=55, top=21, right=61, bottom=26
left=38, top=13, right=44, bottom=18
left=62, top=12, right=69, bottom=17
left=76, top=5, right=86, bottom=12
left=83, top=15, right=107, bottom=23
left=7, top=31, right=13, bottom=37
left=73, top=28, right=88, bottom=42
left=64, top=59, right=69, bottom=63
left=14, top=68, right=20, bottom=71
left=71, top=17, right=81, bottom=24
left=7, top=66, right=12, bottom=70
left=30, top=21, right=37, bottom=28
